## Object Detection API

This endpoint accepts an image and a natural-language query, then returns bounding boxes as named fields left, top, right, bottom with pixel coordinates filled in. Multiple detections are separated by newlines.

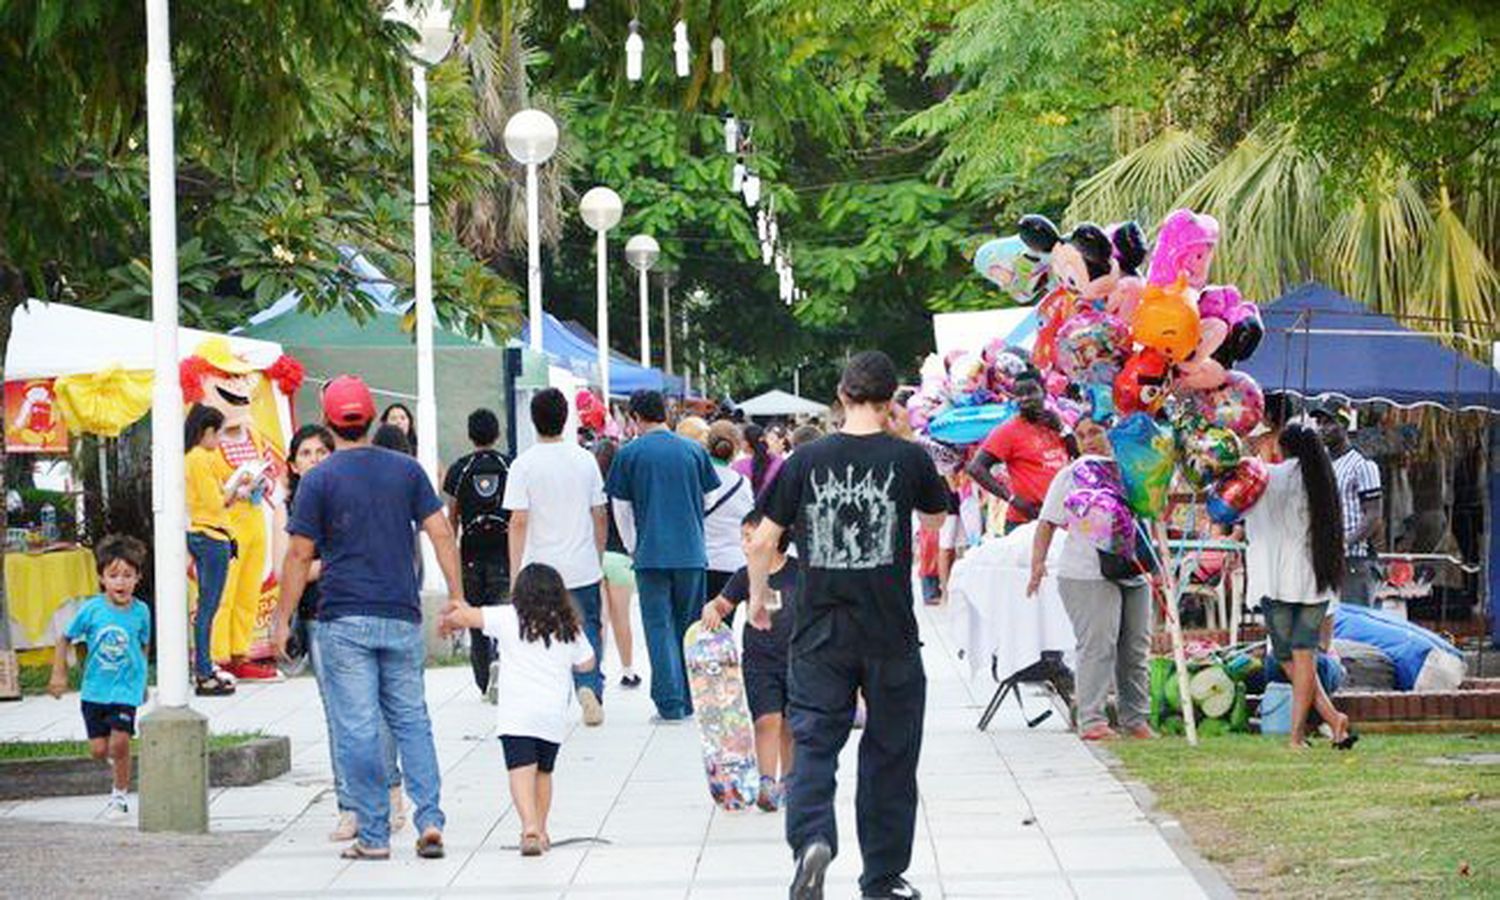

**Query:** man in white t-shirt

left=503, top=388, right=609, bottom=726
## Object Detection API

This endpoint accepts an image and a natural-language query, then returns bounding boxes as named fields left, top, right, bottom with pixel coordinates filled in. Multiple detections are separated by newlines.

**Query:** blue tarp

left=559, top=319, right=688, bottom=397
left=520, top=313, right=681, bottom=397
left=1241, top=282, right=1500, bottom=412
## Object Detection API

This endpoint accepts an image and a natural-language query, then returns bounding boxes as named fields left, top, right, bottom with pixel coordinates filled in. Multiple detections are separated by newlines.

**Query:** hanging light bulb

left=673, top=20, right=690, bottom=77
left=742, top=173, right=762, bottom=207
left=768, top=216, right=779, bottom=245
left=731, top=160, right=746, bottom=193
left=625, top=20, right=644, bottom=82
left=756, top=210, right=769, bottom=242
left=761, top=239, right=774, bottom=266
left=568, top=0, right=585, bottom=10
left=723, top=114, right=738, bottom=154
left=710, top=35, right=726, bottom=74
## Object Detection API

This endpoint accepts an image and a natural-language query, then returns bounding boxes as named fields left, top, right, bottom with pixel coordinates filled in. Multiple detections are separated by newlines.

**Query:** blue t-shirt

left=288, top=446, right=443, bottom=623
left=66, top=595, right=151, bottom=707
left=605, top=430, right=719, bottom=570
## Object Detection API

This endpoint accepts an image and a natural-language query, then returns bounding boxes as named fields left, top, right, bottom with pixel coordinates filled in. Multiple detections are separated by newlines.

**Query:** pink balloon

left=1175, top=318, right=1230, bottom=391
left=1197, top=370, right=1265, bottom=436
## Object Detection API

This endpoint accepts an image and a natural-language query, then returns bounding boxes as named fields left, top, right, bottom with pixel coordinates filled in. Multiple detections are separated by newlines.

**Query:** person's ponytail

left=1279, top=424, right=1345, bottom=594
left=743, top=424, right=772, bottom=494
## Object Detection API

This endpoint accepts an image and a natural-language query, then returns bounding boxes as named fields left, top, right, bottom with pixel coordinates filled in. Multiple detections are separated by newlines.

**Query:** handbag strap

left=705, top=471, right=746, bottom=517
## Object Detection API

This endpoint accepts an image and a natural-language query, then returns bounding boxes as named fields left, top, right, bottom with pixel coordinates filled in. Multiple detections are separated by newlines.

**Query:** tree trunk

left=0, top=292, right=20, bottom=698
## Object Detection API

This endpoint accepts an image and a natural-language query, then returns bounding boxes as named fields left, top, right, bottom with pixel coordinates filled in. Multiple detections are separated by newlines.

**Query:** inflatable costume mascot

left=180, top=337, right=304, bottom=679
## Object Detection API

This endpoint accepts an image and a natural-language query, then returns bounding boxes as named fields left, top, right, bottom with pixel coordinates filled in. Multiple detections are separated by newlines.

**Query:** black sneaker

left=789, top=839, right=832, bottom=900
left=620, top=673, right=642, bottom=689
left=862, top=877, right=921, bottom=899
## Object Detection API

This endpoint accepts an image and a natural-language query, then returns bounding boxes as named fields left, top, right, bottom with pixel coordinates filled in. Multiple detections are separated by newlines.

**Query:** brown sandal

left=416, top=828, right=445, bottom=859
left=520, top=832, right=543, bottom=857
left=340, top=842, right=391, bottom=861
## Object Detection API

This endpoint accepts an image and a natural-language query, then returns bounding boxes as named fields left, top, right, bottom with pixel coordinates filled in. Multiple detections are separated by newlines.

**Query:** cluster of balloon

left=969, top=206, right=1272, bottom=539
left=905, top=340, right=1041, bottom=457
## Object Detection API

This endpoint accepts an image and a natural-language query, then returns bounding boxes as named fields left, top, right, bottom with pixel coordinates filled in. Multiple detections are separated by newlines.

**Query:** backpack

left=454, top=450, right=511, bottom=539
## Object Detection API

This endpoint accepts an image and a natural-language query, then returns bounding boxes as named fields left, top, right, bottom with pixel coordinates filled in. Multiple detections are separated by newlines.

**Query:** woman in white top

left=703, top=421, right=756, bottom=601
left=1029, top=417, right=1158, bottom=741
left=1243, top=424, right=1355, bottom=749
left=442, top=564, right=596, bottom=856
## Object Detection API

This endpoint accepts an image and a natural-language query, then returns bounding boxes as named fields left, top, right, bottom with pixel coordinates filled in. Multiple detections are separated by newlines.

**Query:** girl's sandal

left=195, top=675, right=235, bottom=697
left=340, top=842, right=391, bottom=861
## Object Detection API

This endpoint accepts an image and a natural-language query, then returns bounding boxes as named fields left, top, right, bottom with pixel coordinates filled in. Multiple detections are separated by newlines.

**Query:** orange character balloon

left=1130, top=275, right=1201, bottom=363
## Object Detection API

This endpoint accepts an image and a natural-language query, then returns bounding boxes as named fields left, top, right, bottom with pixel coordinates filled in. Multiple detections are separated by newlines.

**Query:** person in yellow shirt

left=185, top=404, right=247, bottom=696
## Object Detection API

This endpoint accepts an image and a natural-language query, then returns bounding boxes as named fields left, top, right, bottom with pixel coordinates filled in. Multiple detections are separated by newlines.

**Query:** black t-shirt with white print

left=762, top=432, right=949, bottom=656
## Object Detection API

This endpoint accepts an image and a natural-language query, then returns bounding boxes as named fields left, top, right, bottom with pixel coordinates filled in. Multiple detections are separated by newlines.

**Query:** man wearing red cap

left=275, top=375, right=463, bottom=861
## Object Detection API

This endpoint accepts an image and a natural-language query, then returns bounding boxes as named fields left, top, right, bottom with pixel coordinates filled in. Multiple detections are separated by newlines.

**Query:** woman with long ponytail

left=732, top=423, right=784, bottom=499
left=1243, top=423, right=1356, bottom=749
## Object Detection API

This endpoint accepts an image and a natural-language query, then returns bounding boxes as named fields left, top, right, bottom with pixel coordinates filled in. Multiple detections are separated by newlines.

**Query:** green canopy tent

left=236, top=304, right=515, bottom=467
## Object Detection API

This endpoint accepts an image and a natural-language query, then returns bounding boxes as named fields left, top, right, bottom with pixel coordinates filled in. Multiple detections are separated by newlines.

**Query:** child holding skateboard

left=700, top=510, right=797, bottom=811
left=47, top=535, right=152, bottom=815
left=441, top=563, right=596, bottom=856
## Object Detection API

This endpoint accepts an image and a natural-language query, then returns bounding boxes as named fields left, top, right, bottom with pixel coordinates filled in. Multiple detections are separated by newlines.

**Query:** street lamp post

left=661, top=267, right=678, bottom=376
left=579, top=187, right=623, bottom=399
left=139, top=0, right=207, bottom=834
left=389, top=0, right=455, bottom=489
left=624, top=235, right=660, bottom=368
left=504, top=109, right=559, bottom=353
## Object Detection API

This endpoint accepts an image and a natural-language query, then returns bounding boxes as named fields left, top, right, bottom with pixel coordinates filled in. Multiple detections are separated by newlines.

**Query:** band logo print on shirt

left=806, top=464, right=897, bottom=569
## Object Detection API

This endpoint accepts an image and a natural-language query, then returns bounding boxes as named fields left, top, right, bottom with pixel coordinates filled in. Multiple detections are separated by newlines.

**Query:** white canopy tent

left=931, top=307, right=1036, bottom=356
left=736, top=389, right=830, bottom=419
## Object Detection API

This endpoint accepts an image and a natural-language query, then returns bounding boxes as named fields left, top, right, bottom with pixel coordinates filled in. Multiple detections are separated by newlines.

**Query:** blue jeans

left=316, top=616, right=444, bottom=848
left=571, top=582, right=605, bottom=700
left=186, top=532, right=232, bottom=679
left=307, top=619, right=401, bottom=812
left=635, top=568, right=705, bottom=719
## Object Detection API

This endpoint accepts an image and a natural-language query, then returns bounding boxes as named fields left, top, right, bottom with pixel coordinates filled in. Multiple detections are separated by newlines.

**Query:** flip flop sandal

left=1333, top=730, right=1360, bottom=751
left=194, top=675, right=235, bottom=697
left=416, top=831, right=446, bottom=859
left=520, top=833, right=543, bottom=857
left=340, top=843, right=391, bottom=861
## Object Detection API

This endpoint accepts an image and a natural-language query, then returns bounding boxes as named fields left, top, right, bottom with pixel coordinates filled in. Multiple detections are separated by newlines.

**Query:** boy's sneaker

left=578, top=687, right=604, bottom=726
left=107, top=789, right=129, bottom=815
left=756, top=775, right=779, bottom=812
left=789, top=839, right=831, bottom=900
left=862, top=877, right=921, bottom=899
left=619, top=669, right=642, bottom=689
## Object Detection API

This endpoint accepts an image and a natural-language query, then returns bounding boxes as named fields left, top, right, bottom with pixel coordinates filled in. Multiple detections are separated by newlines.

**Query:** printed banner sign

left=4, top=379, right=69, bottom=453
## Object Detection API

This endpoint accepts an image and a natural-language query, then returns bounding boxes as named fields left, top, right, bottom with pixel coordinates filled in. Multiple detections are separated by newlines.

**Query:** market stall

left=4, top=301, right=296, bottom=659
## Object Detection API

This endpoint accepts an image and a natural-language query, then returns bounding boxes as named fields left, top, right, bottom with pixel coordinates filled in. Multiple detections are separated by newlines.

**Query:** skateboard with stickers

left=683, top=622, right=760, bottom=810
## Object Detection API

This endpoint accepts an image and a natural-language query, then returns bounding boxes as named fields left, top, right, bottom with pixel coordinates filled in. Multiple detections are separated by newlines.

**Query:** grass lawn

left=0, top=732, right=264, bottom=761
left=1111, top=732, right=1500, bottom=899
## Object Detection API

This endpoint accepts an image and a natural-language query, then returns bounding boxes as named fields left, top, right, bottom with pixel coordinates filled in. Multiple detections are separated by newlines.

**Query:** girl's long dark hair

left=183, top=404, right=224, bottom=452
left=380, top=403, right=417, bottom=454
left=743, top=423, right=773, bottom=494
left=513, top=563, right=581, bottom=647
left=373, top=423, right=412, bottom=455
left=1279, top=424, right=1345, bottom=594
left=593, top=437, right=618, bottom=478
left=287, top=424, right=335, bottom=507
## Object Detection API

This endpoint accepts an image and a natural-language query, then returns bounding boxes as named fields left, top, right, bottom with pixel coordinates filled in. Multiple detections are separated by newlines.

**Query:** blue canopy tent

left=519, top=313, right=680, bottom=397
left=558, top=319, right=688, bottom=396
left=1241, top=282, right=1500, bottom=412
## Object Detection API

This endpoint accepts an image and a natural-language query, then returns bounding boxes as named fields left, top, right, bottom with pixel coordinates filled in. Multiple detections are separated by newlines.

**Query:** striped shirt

left=1331, top=447, right=1381, bottom=557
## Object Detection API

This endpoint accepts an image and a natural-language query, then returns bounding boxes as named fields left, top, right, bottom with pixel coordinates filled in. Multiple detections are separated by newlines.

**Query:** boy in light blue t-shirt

left=49, top=535, right=152, bottom=814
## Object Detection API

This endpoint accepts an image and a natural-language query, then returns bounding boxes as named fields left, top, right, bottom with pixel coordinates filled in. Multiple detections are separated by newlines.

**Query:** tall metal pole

left=596, top=228, right=611, bottom=400
left=146, top=0, right=187, bottom=711
left=412, top=66, right=440, bottom=487
left=526, top=163, right=543, bottom=351
left=639, top=267, right=651, bottom=368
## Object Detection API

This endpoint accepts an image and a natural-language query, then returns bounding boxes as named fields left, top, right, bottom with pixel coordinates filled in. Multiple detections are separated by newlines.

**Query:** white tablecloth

left=947, top=522, right=1077, bottom=682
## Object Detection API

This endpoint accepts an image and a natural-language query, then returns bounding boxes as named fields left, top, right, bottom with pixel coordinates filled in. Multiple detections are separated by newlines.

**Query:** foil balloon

left=1147, top=208, right=1220, bottom=289
left=1177, top=423, right=1244, bottom=490
left=1072, top=458, right=1123, bottom=491
left=917, top=434, right=968, bottom=477
left=1174, top=316, right=1230, bottom=391
left=1109, top=412, right=1177, bottom=518
left=1032, top=287, right=1075, bottom=373
left=1051, top=223, right=1120, bottom=304
left=1199, top=285, right=1264, bottom=365
left=947, top=352, right=991, bottom=405
left=1082, top=382, right=1116, bottom=422
left=1114, top=348, right=1172, bottom=416
left=1064, top=487, right=1136, bottom=556
left=1206, top=457, right=1270, bottom=525
left=929, top=402, right=1017, bottom=446
left=1049, top=395, right=1087, bottom=429
left=1055, top=310, right=1130, bottom=382
left=984, top=343, right=1035, bottom=397
left=1199, top=370, right=1265, bottom=436
left=1131, top=275, right=1201, bottom=363
left=973, top=235, right=1052, bottom=306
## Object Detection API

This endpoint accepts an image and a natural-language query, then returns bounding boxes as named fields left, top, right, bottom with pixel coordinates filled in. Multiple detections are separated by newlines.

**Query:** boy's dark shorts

left=81, top=701, right=137, bottom=739
left=745, top=662, right=788, bottom=720
left=500, top=735, right=560, bottom=773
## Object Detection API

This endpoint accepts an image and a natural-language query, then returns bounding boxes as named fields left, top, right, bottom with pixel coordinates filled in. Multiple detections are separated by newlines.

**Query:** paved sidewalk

left=1, top=603, right=1211, bottom=898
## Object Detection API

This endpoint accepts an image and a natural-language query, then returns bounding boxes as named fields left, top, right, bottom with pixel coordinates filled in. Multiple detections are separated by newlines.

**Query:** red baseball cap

left=322, top=375, right=375, bottom=428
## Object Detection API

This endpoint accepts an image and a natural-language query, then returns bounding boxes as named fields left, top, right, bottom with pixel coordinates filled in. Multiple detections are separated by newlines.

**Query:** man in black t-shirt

left=749, top=352, right=948, bottom=900
left=442, top=409, right=511, bottom=693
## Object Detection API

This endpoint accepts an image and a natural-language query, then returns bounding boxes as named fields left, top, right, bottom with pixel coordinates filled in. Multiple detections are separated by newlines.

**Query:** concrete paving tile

left=572, top=845, right=702, bottom=886
left=1071, top=872, right=1208, bottom=899
left=1053, top=832, right=1184, bottom=873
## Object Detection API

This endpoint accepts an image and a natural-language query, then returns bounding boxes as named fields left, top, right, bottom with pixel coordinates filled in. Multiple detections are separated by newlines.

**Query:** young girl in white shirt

left=443, top=564, right=596, bottom=856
